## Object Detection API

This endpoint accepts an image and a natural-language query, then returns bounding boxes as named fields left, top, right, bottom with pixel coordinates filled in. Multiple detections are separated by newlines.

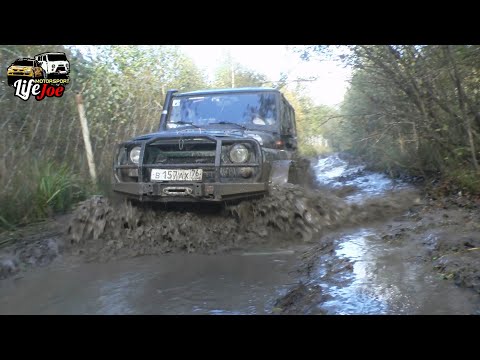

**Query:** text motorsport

left=13, top=78, right=69, bottom=101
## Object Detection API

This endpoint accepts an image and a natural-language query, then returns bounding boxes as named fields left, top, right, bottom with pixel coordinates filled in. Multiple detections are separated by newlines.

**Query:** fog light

left=239, top=167, right=253, bottom=178
left=205, top=185, right=214, bottom=195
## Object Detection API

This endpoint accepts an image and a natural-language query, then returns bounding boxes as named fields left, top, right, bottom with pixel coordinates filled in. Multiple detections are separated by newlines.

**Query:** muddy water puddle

left=305, top=154, right=480, bottom=314
left=0, top=249, right=300, bottom=315
left=312, top=228, right=480, bottom=314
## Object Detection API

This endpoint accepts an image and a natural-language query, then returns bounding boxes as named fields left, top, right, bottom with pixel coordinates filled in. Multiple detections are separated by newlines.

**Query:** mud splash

left=65, top=185, right=348, bottom=261
left=65, top=178, right=420, bottom=263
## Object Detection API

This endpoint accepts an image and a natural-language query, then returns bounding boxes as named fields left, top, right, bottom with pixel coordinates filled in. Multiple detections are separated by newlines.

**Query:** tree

left=301, top=45, right=480, bottom=185
left=213, top=59, right=268, bottom=88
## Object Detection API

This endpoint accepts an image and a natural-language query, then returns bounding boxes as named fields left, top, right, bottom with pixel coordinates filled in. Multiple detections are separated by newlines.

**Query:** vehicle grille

left=144, top=142, right=216, bottom=165
left=136, top=138, right=260, bottom=183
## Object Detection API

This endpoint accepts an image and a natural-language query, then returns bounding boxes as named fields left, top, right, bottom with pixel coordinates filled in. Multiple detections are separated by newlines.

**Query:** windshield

left=47, top=54, right=67, bottom=61
left=13, top=60, right=34, bottom=66
left=166, top=92, right=278, bottom=131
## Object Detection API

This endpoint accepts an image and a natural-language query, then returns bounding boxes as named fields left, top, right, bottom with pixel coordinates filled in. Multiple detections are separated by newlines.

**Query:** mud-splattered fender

left=269, top=160, right=295, bottom=186
left=269, top=157, right=313, bottom=188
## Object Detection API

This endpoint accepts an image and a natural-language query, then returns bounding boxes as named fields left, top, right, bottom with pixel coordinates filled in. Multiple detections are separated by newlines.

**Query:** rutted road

left=1, top=153, right=479, bottom=314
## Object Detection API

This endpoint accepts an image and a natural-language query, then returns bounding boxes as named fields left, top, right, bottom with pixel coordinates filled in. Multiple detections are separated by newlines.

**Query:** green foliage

left=302, top=45, right=480, bottom=191
left=447, top=168, right=480, bottom=194
left=31, top=161, right=86, bottom=218
left=213, top=57, right=268, bottom=88
left=282, top=85, right=337, bottom=156
left=298, top=142, right=330, bottom=157
left=0, top=160, right=87, bottom=229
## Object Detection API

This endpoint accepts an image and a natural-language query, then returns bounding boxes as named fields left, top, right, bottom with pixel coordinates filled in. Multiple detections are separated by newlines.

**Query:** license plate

left=151, top=169, right=203, bottom=181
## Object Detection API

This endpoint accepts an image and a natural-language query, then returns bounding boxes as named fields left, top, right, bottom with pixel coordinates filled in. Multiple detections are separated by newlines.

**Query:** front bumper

left=49, top=71, right=69, bottom=76
left=113, top=134, right=266, bottom=202
left=113, top=181, right=267, bottom=202
left=7, top=73, right=34, bottom=82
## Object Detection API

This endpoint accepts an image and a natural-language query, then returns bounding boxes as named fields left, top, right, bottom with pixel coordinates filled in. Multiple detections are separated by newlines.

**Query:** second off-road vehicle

left=34, top=52, right=70, bottom=78
left=112, top=87, right=306, bottom=203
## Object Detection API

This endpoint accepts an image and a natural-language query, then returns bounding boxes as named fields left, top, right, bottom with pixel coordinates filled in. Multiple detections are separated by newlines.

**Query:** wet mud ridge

left=66, top=185, right=350, bottom=262
left=0, top=225, right=64, bottom=280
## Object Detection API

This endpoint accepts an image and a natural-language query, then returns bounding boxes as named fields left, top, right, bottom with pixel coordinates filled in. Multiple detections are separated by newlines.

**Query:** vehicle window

left=48, top=54, right=67, bottom=61
left=166, top=92, right=278, bottom=130
left=13, top=59, right=34, bottom=66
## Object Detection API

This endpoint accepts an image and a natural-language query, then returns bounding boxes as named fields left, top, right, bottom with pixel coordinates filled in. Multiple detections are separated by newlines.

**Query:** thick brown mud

left=1, top=153, right=480, bottom=314
left=64, top=183, right=418, bottom=262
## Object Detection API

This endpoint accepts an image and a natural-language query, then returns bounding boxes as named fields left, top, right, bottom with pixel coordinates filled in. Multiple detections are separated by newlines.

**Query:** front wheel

left=287, top=164, right=299, bottom=185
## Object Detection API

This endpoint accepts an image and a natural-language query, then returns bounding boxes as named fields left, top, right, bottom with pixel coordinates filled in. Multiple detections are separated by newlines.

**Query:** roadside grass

left=0, top=160, right=92, bottom=232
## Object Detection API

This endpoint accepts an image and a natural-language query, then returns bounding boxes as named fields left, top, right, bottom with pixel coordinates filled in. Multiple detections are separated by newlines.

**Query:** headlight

left=129, top=146, right=141, bottom=164
left=229, top=144, right=249, bottom=163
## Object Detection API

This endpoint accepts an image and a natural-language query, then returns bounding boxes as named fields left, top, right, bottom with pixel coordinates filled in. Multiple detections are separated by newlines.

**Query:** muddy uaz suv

left=112, top=87, right=304, bottom=203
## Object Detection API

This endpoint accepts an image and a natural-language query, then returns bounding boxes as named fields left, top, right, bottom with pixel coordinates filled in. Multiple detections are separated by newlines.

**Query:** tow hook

left=163, top=187, right=193, bottom=196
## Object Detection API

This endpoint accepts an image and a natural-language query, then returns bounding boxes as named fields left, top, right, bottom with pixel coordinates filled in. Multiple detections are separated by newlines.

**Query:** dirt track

left=1, top=153, right=479, bottom=314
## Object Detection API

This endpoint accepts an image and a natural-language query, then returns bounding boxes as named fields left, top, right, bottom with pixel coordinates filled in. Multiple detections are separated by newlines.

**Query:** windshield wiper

left=209, top=121, right=247, bottom=130
left=170, top=121, right=201, bottom=129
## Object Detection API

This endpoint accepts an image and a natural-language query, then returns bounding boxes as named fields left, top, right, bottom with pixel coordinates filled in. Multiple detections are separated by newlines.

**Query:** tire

left=42, top=70, right=47, bottom=79
left=287, top=164, right=299, bottom=185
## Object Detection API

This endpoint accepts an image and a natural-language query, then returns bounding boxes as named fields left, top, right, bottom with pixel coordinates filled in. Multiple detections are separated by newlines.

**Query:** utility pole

left=75, top=93, right=97, bottom=185
left=231, top=62, right=235, bottom=88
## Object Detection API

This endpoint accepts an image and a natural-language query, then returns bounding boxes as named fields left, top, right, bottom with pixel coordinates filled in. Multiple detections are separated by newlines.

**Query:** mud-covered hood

left=130, top=129, right=278, bottom=147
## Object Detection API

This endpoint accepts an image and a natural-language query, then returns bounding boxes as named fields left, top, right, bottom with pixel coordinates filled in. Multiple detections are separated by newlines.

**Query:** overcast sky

left=180, top=45, right=351, bottom=107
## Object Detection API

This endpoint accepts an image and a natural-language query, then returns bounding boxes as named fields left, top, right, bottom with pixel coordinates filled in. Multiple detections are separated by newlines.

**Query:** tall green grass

left=0, top=160, right=90, bottom=231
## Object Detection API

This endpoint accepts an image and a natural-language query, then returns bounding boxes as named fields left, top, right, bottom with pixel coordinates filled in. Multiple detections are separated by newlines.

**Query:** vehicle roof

left=35, top=52, right=66, bottom=56
left=177, top=87, right=279, bottom=96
